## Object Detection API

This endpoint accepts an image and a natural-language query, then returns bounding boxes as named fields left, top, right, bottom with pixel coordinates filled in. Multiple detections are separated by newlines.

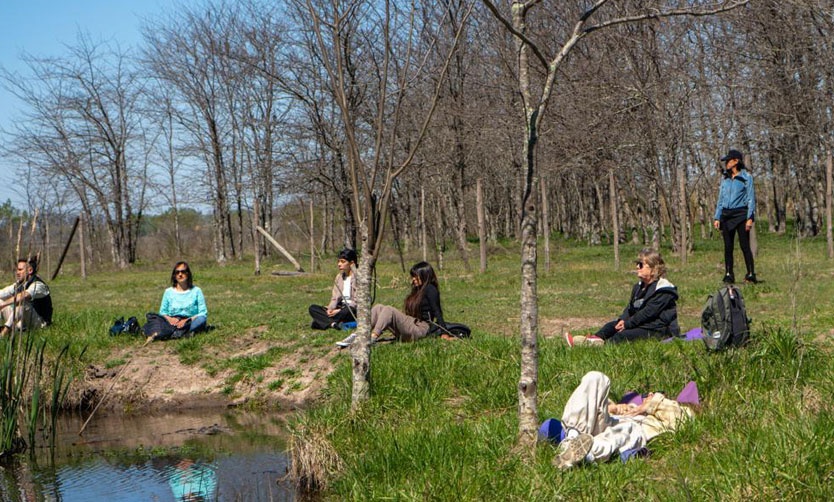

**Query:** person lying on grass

left=336, top=261, right=455, bottom=347
left=553, top=371, right=694, bottom=470
left=564, top=248, right=680, bottom=346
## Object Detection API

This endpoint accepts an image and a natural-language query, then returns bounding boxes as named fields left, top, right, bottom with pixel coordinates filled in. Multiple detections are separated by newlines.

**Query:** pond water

left=0, top=409, right=295, bottom=501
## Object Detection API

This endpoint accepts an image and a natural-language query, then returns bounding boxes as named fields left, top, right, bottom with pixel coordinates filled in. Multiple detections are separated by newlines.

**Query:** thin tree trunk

left=310, top=198, right=316, bottom=273
left=421, top=186, right=428, bottom=262
left=650, top=179, right=661, bottom=249
left=678, top=159, right=688, bottom=265
left=541, top=177, right=550, bottom=273
left=477, top=178, right=487, bottom=273
left=45, top=215, right=51, bottom=277
left=827, top=149, right=833, bottom=259
left=349, top=221, right=373, bottom=407
left=79, top=214, right=86, bottom=279
left=609, top=170, right=620, bottom=270
left=253, top=197, right=261, bottom=276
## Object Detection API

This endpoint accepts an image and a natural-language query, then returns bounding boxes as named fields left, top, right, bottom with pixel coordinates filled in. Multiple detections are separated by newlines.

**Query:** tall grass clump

left=0, top=328, right=73, bottom=459
left=287, top=418, right=345, bottom=497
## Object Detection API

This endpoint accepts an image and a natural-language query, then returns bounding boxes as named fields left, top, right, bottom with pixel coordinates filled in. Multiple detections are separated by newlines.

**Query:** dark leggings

left=308, top=305, right=357, bottom=330
left=595, top=319, right=662, bottom=344
left=721, top=208, right=755, bottom=277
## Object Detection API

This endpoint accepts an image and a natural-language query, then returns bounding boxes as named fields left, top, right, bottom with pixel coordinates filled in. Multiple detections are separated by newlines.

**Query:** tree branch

left=481, top=0, right=549, bottom=69
left=584, top=0, right=750, bottom=35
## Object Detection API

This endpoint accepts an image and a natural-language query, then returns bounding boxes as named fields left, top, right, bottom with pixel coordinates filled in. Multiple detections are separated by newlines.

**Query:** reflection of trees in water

left=167, top=458, right=218, bottom=502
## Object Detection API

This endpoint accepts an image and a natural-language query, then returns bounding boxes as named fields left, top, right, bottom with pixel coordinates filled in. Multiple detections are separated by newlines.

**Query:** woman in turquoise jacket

left=159, top=261, right=208, bottom=332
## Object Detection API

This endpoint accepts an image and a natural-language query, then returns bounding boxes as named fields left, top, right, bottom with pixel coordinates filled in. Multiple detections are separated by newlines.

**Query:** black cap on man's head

left=720, top=149, right=744, bottom=162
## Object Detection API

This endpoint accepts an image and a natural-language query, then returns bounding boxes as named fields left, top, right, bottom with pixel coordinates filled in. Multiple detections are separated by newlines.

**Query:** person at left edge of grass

left=713, top=148, right=757, bottom=284
left=0, top=257, right=53, bottom=336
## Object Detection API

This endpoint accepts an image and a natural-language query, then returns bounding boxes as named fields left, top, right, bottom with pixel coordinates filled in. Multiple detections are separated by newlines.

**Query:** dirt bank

left=71, top=317, right=607, bottom=413
left=72, top=330, right=340, bottom=413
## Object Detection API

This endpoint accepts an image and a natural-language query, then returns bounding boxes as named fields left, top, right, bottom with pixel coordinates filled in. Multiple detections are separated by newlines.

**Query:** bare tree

left=142, top=4, right=244, bottom=263
left=289, top=0, right=472, bottom=405
left=1, top=34, right=149, bottom=268
left=483, top=0, right=749, bottom=450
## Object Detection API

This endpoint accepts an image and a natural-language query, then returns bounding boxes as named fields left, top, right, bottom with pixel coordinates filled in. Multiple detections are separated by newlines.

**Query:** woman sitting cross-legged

left=336, top=261, right=455, bottom=347
left=144, top=261, right=208, bottom=341
left=565, top=248, right=680, bottom=346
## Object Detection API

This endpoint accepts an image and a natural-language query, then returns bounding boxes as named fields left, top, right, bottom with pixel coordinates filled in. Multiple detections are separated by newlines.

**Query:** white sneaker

left=335, top=333, right=357, bottom=348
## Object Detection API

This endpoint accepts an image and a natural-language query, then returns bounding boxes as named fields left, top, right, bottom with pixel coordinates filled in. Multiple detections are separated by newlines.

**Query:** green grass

left=26, top=226, right=834, bottom=498
left=295, top=229, right=834, bottom=501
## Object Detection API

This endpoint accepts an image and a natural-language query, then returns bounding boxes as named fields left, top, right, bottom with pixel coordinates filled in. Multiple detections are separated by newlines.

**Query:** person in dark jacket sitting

left=565, top=249, right=679, bottom=346
left=336, top=261, right=453, bottom=347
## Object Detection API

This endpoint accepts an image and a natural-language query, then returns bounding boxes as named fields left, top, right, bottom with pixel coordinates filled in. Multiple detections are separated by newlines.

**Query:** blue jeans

left=189, top=315, right=207, bottom=332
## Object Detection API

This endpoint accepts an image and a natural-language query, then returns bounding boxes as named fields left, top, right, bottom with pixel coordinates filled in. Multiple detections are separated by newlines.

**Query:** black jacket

left=419, top=283, right=445, bottom=333
left=620, top=278, right=680, bottom=336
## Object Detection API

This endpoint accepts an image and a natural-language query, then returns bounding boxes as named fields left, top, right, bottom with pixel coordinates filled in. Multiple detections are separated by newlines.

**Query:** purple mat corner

left=663, top=327, right=704, bottom=343
left=675, top=380, right=700, bottom=405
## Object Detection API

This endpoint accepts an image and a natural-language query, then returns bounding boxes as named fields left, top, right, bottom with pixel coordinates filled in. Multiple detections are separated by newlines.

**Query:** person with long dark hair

left=309, top=248, right=357, bottom=330
left=714, top=148, right=757, bottom=284
left=336, top=261, right=452, bottom=347
left=158, top=261, right=208, bottom=333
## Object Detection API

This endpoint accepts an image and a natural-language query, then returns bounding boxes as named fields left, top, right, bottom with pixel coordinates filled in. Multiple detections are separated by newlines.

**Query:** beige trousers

left=371, top=304, right=429, bottom=342
left=1, top=302, right=44, bottom=331
left=560, top=371, right=645, bottom=463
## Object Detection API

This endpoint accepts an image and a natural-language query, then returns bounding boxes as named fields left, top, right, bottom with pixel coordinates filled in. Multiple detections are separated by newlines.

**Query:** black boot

left=723, top=273, right=735, bottom=284
left=744, top=273, right=758, bottom=284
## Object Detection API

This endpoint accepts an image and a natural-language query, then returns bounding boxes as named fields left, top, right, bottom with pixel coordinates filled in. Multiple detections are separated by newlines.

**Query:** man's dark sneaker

left=722, top=273, right=735, bottom=284
left=744, top=274, right=758, bottom=284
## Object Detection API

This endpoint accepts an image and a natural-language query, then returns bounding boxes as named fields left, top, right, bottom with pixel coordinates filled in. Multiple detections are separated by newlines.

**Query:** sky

left=0, top=0, right=169, bottom=208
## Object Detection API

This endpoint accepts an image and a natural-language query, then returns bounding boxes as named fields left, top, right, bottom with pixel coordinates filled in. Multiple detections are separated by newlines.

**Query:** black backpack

left=701, top=285, right=751, bottom=351
left=431, top=321, right=471, bottom=339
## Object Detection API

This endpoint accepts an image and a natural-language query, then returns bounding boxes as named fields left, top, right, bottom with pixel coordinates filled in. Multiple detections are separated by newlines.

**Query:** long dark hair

left=170, top=261, right=193, bottom=289
left=403, top=261, right=438, bottom=318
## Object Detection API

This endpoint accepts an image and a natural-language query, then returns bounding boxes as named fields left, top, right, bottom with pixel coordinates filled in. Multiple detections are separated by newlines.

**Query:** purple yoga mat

left=619, top=380, right=700, bottom=406
left=663, top=327, right=704, bottom=343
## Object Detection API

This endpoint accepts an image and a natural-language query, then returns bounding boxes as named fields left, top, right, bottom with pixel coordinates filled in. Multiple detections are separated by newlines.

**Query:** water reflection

left=0, top=410, right=294, bottom=501
left=167, top=458, right=217, bottom=501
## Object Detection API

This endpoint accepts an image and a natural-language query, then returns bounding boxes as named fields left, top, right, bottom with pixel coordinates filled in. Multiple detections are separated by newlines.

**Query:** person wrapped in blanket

left=336, top=261, right=456, bottom=347
left=553, top=371, right=694, bottom=470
